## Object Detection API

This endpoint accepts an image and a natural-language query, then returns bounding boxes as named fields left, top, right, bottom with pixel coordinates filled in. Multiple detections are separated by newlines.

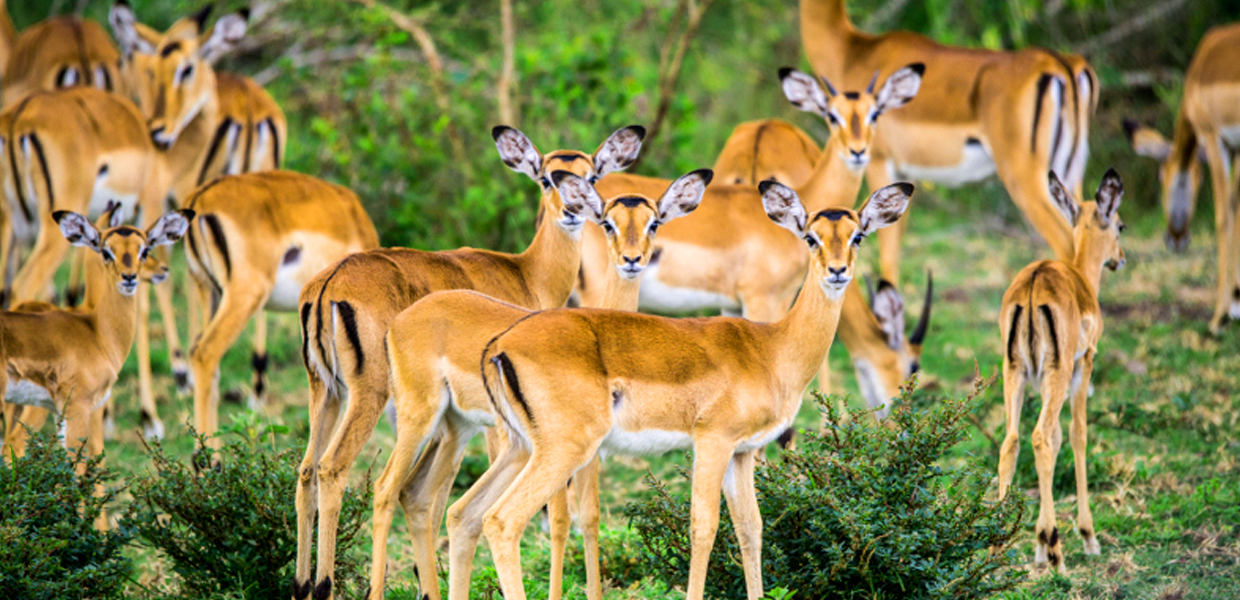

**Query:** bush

left=0, top=429, right=132, bottom=600
left=123, top=421, right=373, bottom=600
left=625, top=377, right=1025, bottom=599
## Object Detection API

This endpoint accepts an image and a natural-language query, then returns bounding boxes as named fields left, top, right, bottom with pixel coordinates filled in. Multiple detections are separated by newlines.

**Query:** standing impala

left=368, top=169, right=710, bottom=600
left=292, top=126, right=644, bottom=600
left=110, top=1, right=288, bottom=431
left=998, top=170, right=1125, bottom=572
left=581, top=65, right=930, bottom=418
left=801, top=0, right=1096, bottom=284
left=1125, top=24, right=1240, bottom=334
left=455, top=180, right=913, bottom=600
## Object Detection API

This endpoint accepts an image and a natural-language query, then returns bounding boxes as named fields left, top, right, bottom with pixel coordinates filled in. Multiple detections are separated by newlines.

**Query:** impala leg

left=293, top=375, right=340, bottom=600
left=190, top=286, right=267, bottom=448
left=997, top=359, right=1026, bottom=502
left=88, top=398, right=107, bottom=530
left=987, top=117, right=1076, bottom=263
left=251, top=310, right=269, bottom=409
left=546, top=485, right=572, bottom=600
left=577, top=456, right=603, bottom=600
left=1201, top=133, right=1234, bottom=333
left=684, top=438, right=736, bottom=600
left=149, top=246, right=180, bottom=425
left=446, top=442, right=531, bottom=600
left=134, top=281, right=164, bottom=441
left=2, top=404, right=49, bottom=458
left=397, top=427, right=471, bottom=600
left=1032, top=368, right=1070, bottom=573
left=723, top=450, right=764, bottom=599
left=65, top=250, right=85, bottom=306
left=1070, top=353, right=1100, bottom=555
left=9, top=217, right=72, bottom=303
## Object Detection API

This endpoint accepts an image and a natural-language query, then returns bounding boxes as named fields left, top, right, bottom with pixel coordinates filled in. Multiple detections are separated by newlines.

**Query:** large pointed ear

left=146, top=209, right=195, bottom=247
left=592, top=125, right=645, bottom=177
left=759, top=179, right=807, bottom=237
left=199, top=10, right=249, bottom=63
left=493, top=126, right=543, bottom=182
left=875, top=63, right=924, bottom=114
left=657, top=169, right=712, bottom=222
left=1047, top=171, right=1079, bottom=227
left=550, top=171, right=604, bottom=224
left=1094, top=168, right=1124, bottom=226
left=779, top=68, right=830, bottom=118
left=1123, top=119, right=1174, bottom=162
left=871, top=279, right=906, bottom=349
left=856, top=182, right=914, bottom=238
left=110, top=1, right=156, bottom=55
left=54, top=211, right=102, bottom=251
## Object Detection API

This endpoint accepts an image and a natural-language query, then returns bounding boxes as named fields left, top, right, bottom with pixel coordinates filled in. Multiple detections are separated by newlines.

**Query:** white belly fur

left=638, top=262, right=742, bottom=314
left=601, top=426, right=694, bottom=456
left=5, top=379, right=55, bottom=411
left=893, top=142, right=996, bottom=187
left=1219, top=124, right=1240, bottom=148
left=735, top=413, right=797, bottom=453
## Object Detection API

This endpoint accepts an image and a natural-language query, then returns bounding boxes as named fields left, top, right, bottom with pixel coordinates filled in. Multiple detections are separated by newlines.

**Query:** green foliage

left=123, top=425, right=373, bottom=600
left=0, top=429, right=132, bottom=600
left=625, top=381, right=1025, bottom=600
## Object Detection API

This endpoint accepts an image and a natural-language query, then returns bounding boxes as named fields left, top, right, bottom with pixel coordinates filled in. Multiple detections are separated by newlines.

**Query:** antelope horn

left=909, top=270, right=933, bottom=345
left=819, top=74, right=838, bottom=97
left=865, top=70, right=879, bottom=94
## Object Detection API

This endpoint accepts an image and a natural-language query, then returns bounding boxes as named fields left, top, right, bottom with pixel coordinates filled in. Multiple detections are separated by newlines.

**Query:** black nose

left=122, top=274, right=138, bottom=284
left=850, top=149, right=865, bottom=158
left=910, top=360, right=920, bottom=375
left=623, top=255, right=640, bottom=266
left=828, top=266, right=846, bottom=276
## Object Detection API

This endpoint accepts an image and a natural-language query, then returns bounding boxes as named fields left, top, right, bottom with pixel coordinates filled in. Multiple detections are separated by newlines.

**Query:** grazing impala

left=368, top=169, right=709, bottom=600
left=1125, top=24, right=1240, bottom=334
left=998, top=170, right=1125, bottom=572
left=292, top=126, right=644, bottom=600
left=110, top=1, right=288, bottom=432
left=456, top=180, right=913, bottom=600
left=581, top=65, right=929, bottom=418
left=1, top=207, right=191, bottom=470
left=801, top=0, right=1096, bottom=284
left=0, top=3, right=122, bottom=108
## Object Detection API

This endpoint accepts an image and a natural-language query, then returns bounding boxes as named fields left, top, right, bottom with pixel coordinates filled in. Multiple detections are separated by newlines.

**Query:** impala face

left=111, top=3, right=248, bottom=150
left=55, top=209, right=193, bottom=296
left=1049, top=169, right=1127, bottom=271
left=780, top=63, right=925, bottom=171
left=1124, top=120, right=1201, bottom=252
left=761, top=180, right=914, bottom=299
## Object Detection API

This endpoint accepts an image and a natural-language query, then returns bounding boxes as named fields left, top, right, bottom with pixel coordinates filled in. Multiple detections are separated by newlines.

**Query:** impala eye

left=178, top=64, right=194, bottom=82
left=601, top=221, right=615, bottom=234
left=804, top=234, right=819, bottom=248
left=588, top=174, right=599, bottom=184
left=1118, top=222, right=1126, bottom=233
left=102, top=248, right=116, bottom=263
left=851, top=232, right=866, bottom=246
left=648, top=220, right=660, bottom=235
left=540, top=176, right=551, bottom=188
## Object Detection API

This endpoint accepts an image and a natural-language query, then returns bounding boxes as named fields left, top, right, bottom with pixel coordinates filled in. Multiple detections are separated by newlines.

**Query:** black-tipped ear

left=1095, top=167, right=1124, bottom=225
left=238, top=7, right=251, bottom=21
left=657, top=168, right=712, bottom=222
left=191, top=5, right=213, bottom=31
left=1047, top=171, right=1079, bottom=227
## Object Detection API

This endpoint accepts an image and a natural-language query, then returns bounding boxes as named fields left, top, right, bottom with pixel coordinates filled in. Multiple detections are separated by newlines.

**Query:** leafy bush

left=123, top=422, right=373, bottom=600
left=0, top=429, right=132, bottom=600
left=625, top=377, right=1025, bottom=599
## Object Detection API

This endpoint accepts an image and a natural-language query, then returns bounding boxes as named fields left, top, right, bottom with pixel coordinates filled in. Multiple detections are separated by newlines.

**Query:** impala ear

left=870, top=279, right=906, bottom=349
left=779, top=68, right=830, bottom=118
left=875, top=63, right=924, bottom=114
left=55, top=211, right=103, bottom=251
left=110, top=1, right=156, bottom=55
left=657, top=169, right=712, bottom=222
left=1047, top=171, right=1080, bottom=227
left=1095, top=168, right=1124, bottom=227
left=759, top=179, right=807, bottom=236
left=550, top=171, right=604, bottom=223
left=147, top=209, right=195, bottom=247
left=493, top=126, right=543, bottom=182
left=593, top=125, right=645, bottom=177
left=199, top=10, right=249, bottom=63
left=856, top=183, right=914, bottom=237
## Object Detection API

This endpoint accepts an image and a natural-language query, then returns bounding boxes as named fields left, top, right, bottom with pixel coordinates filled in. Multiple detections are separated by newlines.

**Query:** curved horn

left=818, top=74, right=838, bottom=97
left=909, top=270, right=933, bottom=345
left=866, top=70, right=879, bottom=95
left=864, top=273, right=877, bottom=309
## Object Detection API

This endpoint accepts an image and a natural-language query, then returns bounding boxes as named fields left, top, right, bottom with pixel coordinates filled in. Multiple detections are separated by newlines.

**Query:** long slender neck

left=801, top=0, right=857, bottom=81
left=0, top=0, right=15, bottom=71
left=516, top=195, right=583, bottom=309
left=795, top=140, right=866, bottom=212
left=1070, top=227, right=1106, bottom=297
left=598, top=265, right=642, bottom=311
left=770, top=263, right=845, bottom=388
left=801, top=0, right=854, bottom=36
left=83, top=256, right=140, bottom=367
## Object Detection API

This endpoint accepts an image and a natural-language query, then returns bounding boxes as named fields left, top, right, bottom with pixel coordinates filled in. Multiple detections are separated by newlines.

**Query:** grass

left=16, top=123, right=1240, bottom=599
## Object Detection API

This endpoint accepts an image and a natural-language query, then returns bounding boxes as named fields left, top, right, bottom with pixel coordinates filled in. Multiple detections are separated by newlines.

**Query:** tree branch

left=642, top=0, right=715, bottom=158
left=1072, top=0, right=1191, bottom=55
left=498, top=0, right=517, bottom=125
left=252, top=44, right=422, bottom=86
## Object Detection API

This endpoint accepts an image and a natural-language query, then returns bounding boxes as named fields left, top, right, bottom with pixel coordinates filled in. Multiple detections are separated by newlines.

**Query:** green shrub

left=624, top=377, right=1025, bottom=599
left=0, top=429, right=132, bottom=600
left=123, top=422, right=373, bottom=600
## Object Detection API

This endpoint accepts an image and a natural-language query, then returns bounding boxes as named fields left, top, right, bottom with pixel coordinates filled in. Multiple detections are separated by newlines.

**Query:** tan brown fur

left=0, top=12, right=121, bottom=108
left=712, top=119, right=820, bottom=187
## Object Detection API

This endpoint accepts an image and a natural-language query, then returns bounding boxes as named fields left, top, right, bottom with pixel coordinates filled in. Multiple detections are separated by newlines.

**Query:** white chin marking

left=820, top=281, right=847, bottom=300
left=118, top=283, right=138, bottom=296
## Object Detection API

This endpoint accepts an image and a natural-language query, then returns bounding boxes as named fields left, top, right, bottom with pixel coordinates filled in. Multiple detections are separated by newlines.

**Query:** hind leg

left=997, top=359, right=1026, bottom=502
left=293, top=375, right=340, bottom=600
left=250, top=310, right=269, bottom=409
left=1032, top=367, right=1070, bottom=573
left=1070, top=353, right=1100, bottom=555
left=446, top=442, right=531, bottom=600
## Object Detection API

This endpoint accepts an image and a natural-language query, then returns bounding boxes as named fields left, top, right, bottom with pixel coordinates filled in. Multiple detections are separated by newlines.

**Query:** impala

left=368, top=169, right=709, bottom=600
left=998, top=170, right=1125, bottom=572
left=0, top=2, right=121, bottom=107
left=581, top=65, right=929, bottom=418
left=182, top=170, right=378, bottom=453
left=456, top=180, right=913, bottom=600
left=110, top=1, right=288, bottom=433
left=711, top=119, right=820, bottom=187
left=292, top=125, right=644, bottom=600
left=1125, top=24, right=1240, bottom=334
left=800, top=0, right=1096, bottom=284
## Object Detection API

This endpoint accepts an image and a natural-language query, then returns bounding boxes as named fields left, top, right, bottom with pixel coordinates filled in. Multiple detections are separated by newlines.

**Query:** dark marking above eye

left=965, top=137, right=983, bottom=146
left=842, top=91, right=860, bottom=100
left=550, top=154, right=583, bottom=163
left=614, top=196, right=653, bottom=208
left=815, top=208, right=851, bottom=221
left=160, top=42, right=182, bottom=58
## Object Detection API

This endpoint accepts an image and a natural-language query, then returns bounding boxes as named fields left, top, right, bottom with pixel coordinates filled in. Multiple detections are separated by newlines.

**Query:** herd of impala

left=0, top=0, right=1233, bottom=598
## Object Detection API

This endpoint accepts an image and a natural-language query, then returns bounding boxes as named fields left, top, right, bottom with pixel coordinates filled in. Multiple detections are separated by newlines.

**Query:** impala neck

left=599, top=267, right=642, bottom=312
left=516, top=195, right=584, bottom=309
left=83, top=255, right=140, bottom=367
left=802, top=0, right=854, bottom=35
left=796, top=141, right=866, bottom=212
left=770, top=264, right=845, bottom=387
left=1070, top=226, right=1107, bottom=297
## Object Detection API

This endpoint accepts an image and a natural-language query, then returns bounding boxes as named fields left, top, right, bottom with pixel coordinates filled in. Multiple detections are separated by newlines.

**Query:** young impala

left=451, top=180, right=913, bottom=600
left=293, top=126, right=644, bottom=600
left=368, top=169, right=710, bottom=600
left=998, top=170, right=1126, bottom=572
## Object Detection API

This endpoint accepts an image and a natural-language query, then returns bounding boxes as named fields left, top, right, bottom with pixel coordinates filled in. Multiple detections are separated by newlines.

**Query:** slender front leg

left=134, top=281, right=165, bottom=440
left=189, top=286, right=267, bottom=448
left=1070, top=353, right=1100, bottom=555
left=684, top=437, right=736, bottom=600
left=722, top=450, right=764, bottom=599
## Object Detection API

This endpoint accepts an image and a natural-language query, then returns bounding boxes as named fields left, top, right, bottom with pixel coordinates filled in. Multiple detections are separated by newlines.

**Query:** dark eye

left=138, top=247, right=150, bottom=261
left=648, top=220, right=660, bottom=234
left=102, top=249, right=116, bottom=263
left=825, top=113, right=839, bottom=126
left=851, top=232, right=866, bottom=246
left=601, top=221, right=615, bottom=234
left=804, top=234, right=819, bottom=248
left=1118, top=222, right=1126, bottom=233
left=179, top=64, right=194, bottom=81
left=588, top=174, right=599, bottom=184
left=540, top=176, right=551, bottom=188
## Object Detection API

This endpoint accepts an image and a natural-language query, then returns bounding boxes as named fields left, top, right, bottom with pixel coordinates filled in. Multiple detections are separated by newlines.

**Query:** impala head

left=857, top=273, right=933, bottom=414
left=110, top=1, right=247, bottom=150
left=1124, top=119, right=1202, bottom=252
left=761, top=180, right=914, bottom=299
left=55, top=207, right=193, bottom=296
left=779, top=63, right=924, bottom=170
left=93, top=200, right=172, bottom=284
left=553, top=168, right=712, bottom=279
left=1049, top=169, right=1126, bottom=271
left=493, top=124, right=645, bottom=233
